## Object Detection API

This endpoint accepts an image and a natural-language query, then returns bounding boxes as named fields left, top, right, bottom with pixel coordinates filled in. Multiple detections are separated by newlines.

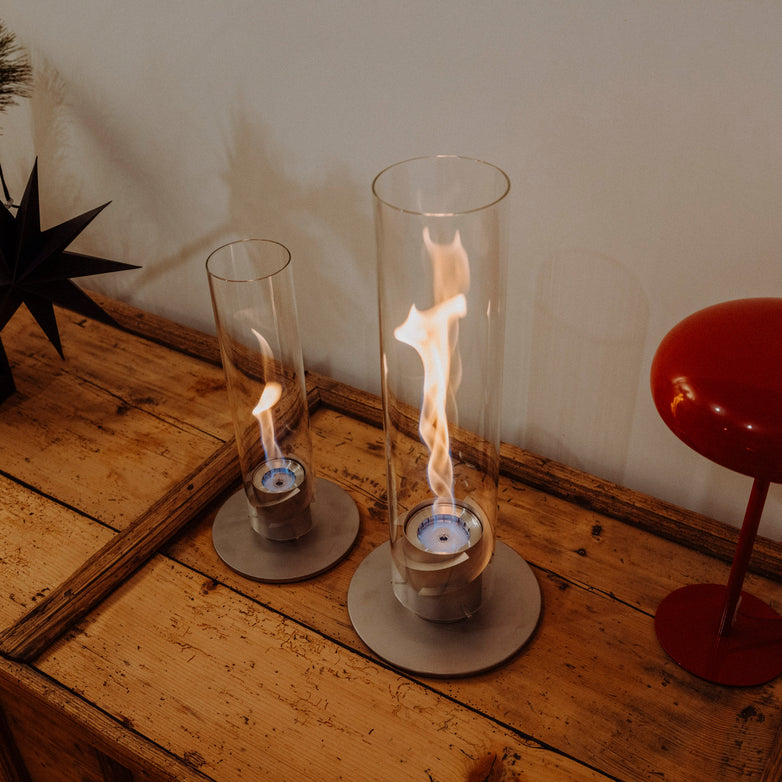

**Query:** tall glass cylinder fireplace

left=348, top=157, right=541, bottom=676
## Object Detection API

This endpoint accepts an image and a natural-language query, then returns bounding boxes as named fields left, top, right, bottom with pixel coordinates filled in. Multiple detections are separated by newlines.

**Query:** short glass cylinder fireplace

left=374, top=156, right=510, bottom=621
left=206, top=239, right=358, bottom=582
left=207, top=239, right=314, bottom=540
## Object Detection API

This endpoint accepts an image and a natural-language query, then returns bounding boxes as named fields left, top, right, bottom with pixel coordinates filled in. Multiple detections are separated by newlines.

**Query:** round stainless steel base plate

left=212, top=477, right=359, bottom=582
left=347, top=541, right=541, bottom=677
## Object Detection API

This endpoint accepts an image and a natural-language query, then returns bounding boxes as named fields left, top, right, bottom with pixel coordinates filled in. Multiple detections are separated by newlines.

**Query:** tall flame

left=251, top=328, right=283, bottom=461
left=394, top=228, right=470, bottom=510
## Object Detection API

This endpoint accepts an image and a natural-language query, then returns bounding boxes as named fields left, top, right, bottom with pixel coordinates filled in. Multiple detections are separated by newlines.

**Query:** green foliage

left=0, top=21, right=31, bottom=115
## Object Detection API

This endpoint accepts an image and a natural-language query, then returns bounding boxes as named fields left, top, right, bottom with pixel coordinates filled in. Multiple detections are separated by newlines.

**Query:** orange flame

left=394, top=228, right=470, bottom=510
left=251, top=328, right=283, bottom=461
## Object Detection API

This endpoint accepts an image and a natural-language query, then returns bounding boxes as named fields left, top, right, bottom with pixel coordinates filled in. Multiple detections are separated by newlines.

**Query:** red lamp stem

left=718, top=477, right=770, bottom=637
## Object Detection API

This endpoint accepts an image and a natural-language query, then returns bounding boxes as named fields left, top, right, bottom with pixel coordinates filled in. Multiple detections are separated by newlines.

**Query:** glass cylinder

left=373, top=156, right=510, bottom=621
left=207, top=239, right=314, bottom=541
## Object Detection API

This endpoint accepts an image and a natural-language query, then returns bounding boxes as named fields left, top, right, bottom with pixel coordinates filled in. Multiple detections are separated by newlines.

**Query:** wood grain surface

left=163, top=406, right=782, bottom=782
left=1, top=302, right=237, bottom=662
left=0, top=438, right=238, bottom=662
left=1, top=293, right=781, bottom=781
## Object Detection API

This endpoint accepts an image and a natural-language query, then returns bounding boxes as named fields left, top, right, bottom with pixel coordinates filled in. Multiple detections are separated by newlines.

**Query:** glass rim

left=372, top=154, right=510, bottom=217
left=205, top=238, right=292, bottom=283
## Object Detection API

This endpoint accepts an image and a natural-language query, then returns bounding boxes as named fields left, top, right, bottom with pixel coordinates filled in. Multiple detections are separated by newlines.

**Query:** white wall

left=3, top=1, right=782, bottom=539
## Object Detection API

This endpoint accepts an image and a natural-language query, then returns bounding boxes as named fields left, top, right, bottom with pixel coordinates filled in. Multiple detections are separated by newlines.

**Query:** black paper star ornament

left=0, top=159, right=140, bottom=402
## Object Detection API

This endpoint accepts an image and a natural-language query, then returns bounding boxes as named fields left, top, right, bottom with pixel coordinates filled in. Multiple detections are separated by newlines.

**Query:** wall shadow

left=217, top=106, right=376, bottom=381
left=524, top=249, right=649, bottom=484
left=23, top=61, right=377, bottom=385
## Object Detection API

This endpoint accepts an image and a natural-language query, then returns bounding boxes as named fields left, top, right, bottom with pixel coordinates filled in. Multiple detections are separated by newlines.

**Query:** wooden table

left=1, top=296, right=781, bottom=781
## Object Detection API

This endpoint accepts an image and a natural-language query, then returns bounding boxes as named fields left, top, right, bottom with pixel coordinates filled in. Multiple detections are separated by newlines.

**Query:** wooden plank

left=96, top=753, right=135, bottom=782
left=0, top=438, right=238, bottom=663
left=439, top=584, right=780, bottom=782
left=500, top=440, right=782, bottom=580
left=1, top=292, right=777, bottom=780
left=0, top=657, right=209, bottom=782
left=0, top=297, right=241, bottom=661
left=3, top=688, right=108, bottom=782
left=0, top=699, right=30, bottom=782
left=4, top=302, right=231, bottom=440
left=309, top=370, right=782, bottom=582
left=313, top=407, right=782, bottom=612
left=171, top=401, right=782, bottom=623
left=86, top=289, right=222, bottom=368
left=2, top=306, right=233, bottom=529
left=0, top=474, right=115, bottom=632
left=760, top=721, right=782, bottom=782
left=84, top=292, right=782, bottom=580
left=167, top=406, right=782, bottom=782
left=0, top=369, right=213, bottom=529
left=35, top=554, right=611, bottom=782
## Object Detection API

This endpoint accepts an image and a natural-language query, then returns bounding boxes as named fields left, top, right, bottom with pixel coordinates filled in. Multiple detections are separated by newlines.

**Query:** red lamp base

left=655, top=584, right=782, bottom=686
